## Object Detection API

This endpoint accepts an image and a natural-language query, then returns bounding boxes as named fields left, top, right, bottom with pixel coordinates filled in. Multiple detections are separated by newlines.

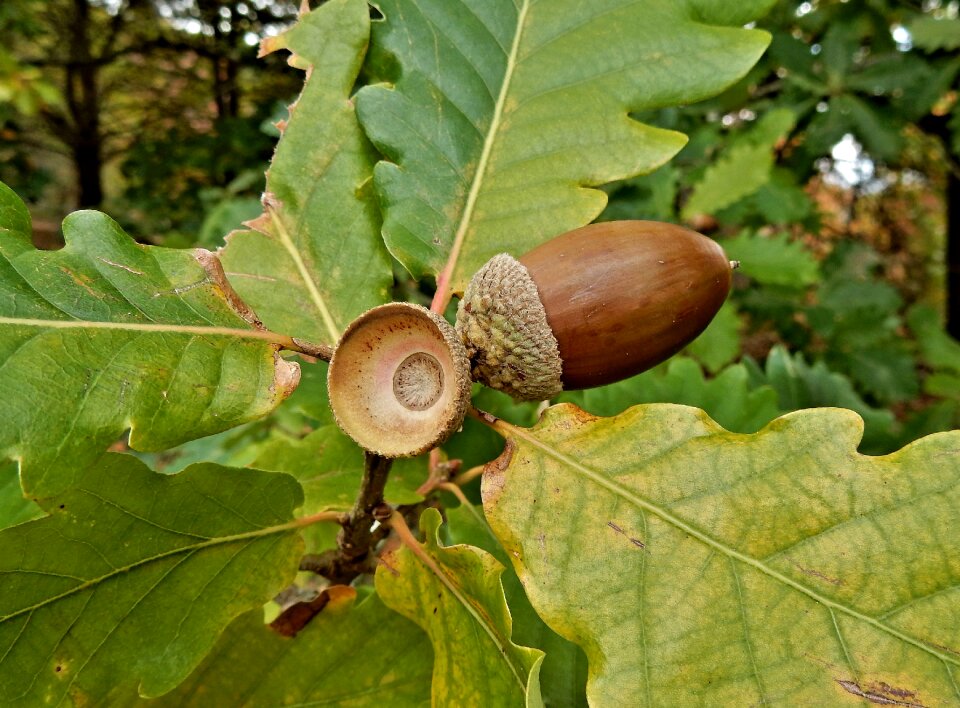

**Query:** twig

left=452, top=464, right=485, bottom=486
left=286, top=337, right=334, bottom=361
left=337, top=452, right=393, bottom=562
left=436, top=481, right=472, bottom=507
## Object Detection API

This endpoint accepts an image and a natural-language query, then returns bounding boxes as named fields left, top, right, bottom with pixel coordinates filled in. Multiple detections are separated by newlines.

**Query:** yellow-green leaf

left=483, top=403, right=960, bottom=705
left=377, top=508, right=544, bottom=707
left=221, top=0, right=391, bottom=344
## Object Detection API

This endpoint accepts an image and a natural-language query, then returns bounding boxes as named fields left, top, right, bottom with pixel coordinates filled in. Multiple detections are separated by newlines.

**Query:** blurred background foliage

left=2, top=0, right=960, bottom=455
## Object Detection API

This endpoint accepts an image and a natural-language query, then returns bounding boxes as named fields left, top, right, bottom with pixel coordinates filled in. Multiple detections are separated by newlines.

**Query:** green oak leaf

left=909, top=17, right=960, bottom=52
left=377, top=508, right=544, bottom=707
left=357, top=0, right=772, bottom=292
left=684, top=301, right=742, bottom=373
left=252, top=423, right=425, bottom=511
left=124, top=588, right=432, bottom=707
left=0, top=454, right=308, bottom=705
left=221, top=0, right=391, bottom=345
left=0, top=182, right=299, bottom=497
left=909, top=304, right=960, bottom=374
left=682, top=108, right=796, bottom=219
left=722, top=230, right=820, bottom=288
left=752, top=345, right=896, bottom=453
left=483, top=403, right=960, bottom=705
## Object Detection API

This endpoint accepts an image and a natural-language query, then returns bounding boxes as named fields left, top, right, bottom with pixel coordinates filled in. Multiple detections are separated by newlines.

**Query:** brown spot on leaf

left=607, top=520, right=646, bottom=550
left=194, top=249, right=264, bottom=329
left=59, top=267, right=99, bottom=298
left=792, top=560, right=844, bottom=586
left=836, top=679, right=925, bottom=707
left=480, top=439, right=515, bottom=505
left=378, top=552, right=400, bottom=577
left=241, top=212, right=272, bottom=235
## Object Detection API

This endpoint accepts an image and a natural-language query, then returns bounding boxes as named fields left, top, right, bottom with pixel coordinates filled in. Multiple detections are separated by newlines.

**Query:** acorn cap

left=327, top=302, right=471, bottom=458
left=456, top=254, right=563, bottom=401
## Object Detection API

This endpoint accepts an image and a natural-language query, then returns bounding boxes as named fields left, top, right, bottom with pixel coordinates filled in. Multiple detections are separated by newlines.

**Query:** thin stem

left=436, top=481, right=472, bottom=507
left=453, top=465, right=485, bottom=487
left=467, top=404, right=506, bottom=434
left=337, top=452, right=393, bottom=562
left=294, top=510, right=346, bottom=527
left=430, top=272, right=452, bottom=314
left=286, top=337, right=334, bottom=361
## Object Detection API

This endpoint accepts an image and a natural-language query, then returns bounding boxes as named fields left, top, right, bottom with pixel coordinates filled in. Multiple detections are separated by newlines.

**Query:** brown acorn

left=327, top=302, right=471, bottom=457
left=456, top=220, right=733, bottom=400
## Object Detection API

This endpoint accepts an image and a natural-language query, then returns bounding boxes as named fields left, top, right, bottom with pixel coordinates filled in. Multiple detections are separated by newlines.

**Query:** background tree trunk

left=947, top=169, right=960, bottom=339
left=66, top=0, right=104, bottom=208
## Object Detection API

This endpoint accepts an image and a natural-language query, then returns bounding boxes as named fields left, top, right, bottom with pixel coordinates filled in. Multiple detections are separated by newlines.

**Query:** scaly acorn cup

left=327, top=302, right=471, bottom=457
left=456, top=220, right=733, bottom=401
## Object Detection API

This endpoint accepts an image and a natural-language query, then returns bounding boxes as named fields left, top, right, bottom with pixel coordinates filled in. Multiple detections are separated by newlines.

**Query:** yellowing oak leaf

left=483, top=403, right=960, bottom=706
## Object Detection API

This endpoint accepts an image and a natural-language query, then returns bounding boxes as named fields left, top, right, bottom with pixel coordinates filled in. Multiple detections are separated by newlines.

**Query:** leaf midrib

left=502, top=421, right=960, bottom=668
left=0, top=315, right=289, bottom=346
left=268, top=208, right=340, bottom=344
left=0, top=516, right=308, bottom=624
left=400, top=526, right=530, bottom=693
left=440, top=0, right=530, bottom=288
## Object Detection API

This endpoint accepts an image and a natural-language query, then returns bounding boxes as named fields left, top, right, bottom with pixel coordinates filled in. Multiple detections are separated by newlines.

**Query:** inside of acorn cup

left=328, top=304, right=465, bottom=457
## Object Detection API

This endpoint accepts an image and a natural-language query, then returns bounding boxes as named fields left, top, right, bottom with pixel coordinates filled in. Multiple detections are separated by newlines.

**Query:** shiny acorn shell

left=456, top=220, right=732, bottom=400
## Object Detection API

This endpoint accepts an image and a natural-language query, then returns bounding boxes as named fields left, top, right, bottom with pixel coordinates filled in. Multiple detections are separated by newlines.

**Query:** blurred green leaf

left=909, top=17, right=960, bottom=52
left=559, top=357, right=781, bottom=434
left=845, top=53, right=934, bottom=98
left=197, top=197, right=261, bottom=249
left=601, top=165, right=679, bottom=223
left=740, top=169, right=814, bottom=225
left=908, top=304, right=960, bottom=374
left=682, top=109, right=796, bottom=219
left=685, top=300, right=741, bottom=373
left=752, top=346, right=896, bottom=452
left=830, top=94, right=904, bottom=162
left=841, top=342, right=920, bottom=404
left=722, top=231, right=820, bottom=287
left=925, top=371, right=960, bottom=398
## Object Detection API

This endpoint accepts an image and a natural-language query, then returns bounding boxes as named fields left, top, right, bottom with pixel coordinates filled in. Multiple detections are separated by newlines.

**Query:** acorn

left=456, top=220, right=733, bottom=400
left=327, top=302, right=471, bottom=457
